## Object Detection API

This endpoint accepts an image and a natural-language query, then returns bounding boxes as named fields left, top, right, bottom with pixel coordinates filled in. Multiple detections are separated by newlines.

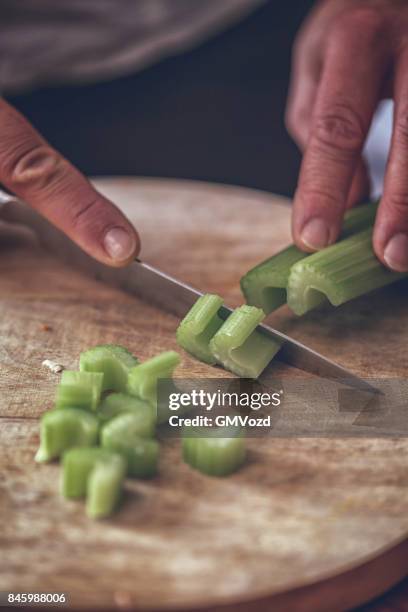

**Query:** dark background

left=7, top=1, right=315, bottom=198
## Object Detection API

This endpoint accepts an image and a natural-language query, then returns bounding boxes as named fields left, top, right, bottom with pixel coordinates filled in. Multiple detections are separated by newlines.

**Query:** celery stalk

left=62, top=447, right=126, bottom=519
left=87, top=459, right=126, bottom=519
left=182, top=426, right=245, bottom=477
left=127, top=351, right=181, bottom=420
left=79, top=344, right=138, bottom=392
left=55, top=371, right=103, bottom=411
left=176, top=294, right=224, bottom=364
left=241, top=202, right=378, bottom=313
left=241, top=245, right=302, bottom=312
left=97, top=392, right=154, bottom=423
left=287, top=227, right=408, bottom=315
left=101, top=413, right=158, bottom=478
left=209, top=305, right=281, bottom=378
left=35, top=408, right=99, bottom=463
left=101, top=410, right=155, bottom=443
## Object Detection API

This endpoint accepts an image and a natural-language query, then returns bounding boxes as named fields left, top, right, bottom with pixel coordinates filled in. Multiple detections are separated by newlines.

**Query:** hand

left=286, top=0, right=408, bottom=272
left=0, top=99, right=139, bottom=266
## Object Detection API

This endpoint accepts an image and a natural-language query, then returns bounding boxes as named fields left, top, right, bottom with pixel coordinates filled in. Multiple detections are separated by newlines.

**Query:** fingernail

left=300, top=218, right=330, bottom=251
left=104, top=227, right=136, bottom=261
left=383, top=233, right=408, bottom=272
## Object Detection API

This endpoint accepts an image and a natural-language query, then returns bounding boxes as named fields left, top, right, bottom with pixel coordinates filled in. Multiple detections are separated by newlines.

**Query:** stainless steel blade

left=0, top=192, right=377, bottom=393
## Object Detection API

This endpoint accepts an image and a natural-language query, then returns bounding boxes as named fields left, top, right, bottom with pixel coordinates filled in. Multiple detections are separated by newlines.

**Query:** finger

left=373, top=49, right=408, bottom=272
left=0, top=99, right=139, bottom=266
left=346, top=157, right=371, bottom=209
left=285, top=33, right=321, bottom=148
left=292, top=8, right=389, bottom=252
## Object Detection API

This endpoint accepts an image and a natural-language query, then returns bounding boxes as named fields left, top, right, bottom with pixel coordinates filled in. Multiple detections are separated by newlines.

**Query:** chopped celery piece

left=62, top=447, right=126, bottom=519
left=287, top=227, right=408, bottom=316
left=209, top=305, right=281, bottom=378
left=55, top=371, right=103, bottom=411
left=79, top=344, right=138, bottom=392
left=101, top=408, right=155, bottom=442
left=241, top=201, right=378, bottom=313
left=182, top=426, right=245, bottom=477
left=101, top=414, right=158, bottom=478
left=241, top=246, right=303, bottom=312
left=87, top=458, right=126, bottom=519
left=35, top=408, right=99, bottom=463
left=97, top=392, right=155, bottom=423
left=176, top=294, right=224, bottom=364
left=127, top=351, right=181, bottom=411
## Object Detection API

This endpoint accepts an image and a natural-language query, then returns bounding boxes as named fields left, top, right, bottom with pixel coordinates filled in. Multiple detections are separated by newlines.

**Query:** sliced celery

left=209, top=305, right=281, bottom=378
left=101, top=409, right=155, bottom=443
left=176, top=294, right=224, bottom=364
left=287, top=227, right=408, bottom=316
left=127, top=351, right=181, bottom=416
left=62, top=447, right=126, bottom=519
left=101, top=414, right=159, bottom=478
left=35, top=408, right=99, bottom=463
left=241, top=246, right=303, bottom=312
left=97, top=392, right=155, bottom=423
left=241, top=202, right=378, bottom=313
left=87, top=459, right=126, bottom=519
left=55, top=371, right=103, bottom=411
left=182, top=426, right=245, bottom=477
left=79, top=344, right=138, bottom=392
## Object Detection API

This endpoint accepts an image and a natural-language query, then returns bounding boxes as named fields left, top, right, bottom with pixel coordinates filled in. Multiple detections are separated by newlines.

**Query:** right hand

left=0, top=98, right=139, bottom=266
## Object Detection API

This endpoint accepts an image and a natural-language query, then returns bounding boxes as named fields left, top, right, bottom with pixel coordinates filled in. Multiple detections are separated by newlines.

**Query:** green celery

left=176, top=294, right=224, bottom=364
left=287, top=227, right=408, bottom=315
left=127, top=351, right=181, bottom=421
left=182, top=426, right=245, bottom=477
left=101, top=413, right=159, bottom=478
left=209, top=305, right=281, bottom=378
left=97, top=392, right=155, bottom=423
left=79, top=344, right=138, bottom=392
left=35, top=408, right=99, bottom=463
left=241, top=202, right=378, bottom=313
left=62, top=447, right=126, bottom=519
left=101, top=408, right=155, bottom=442
left=55, top=371, right=103, bottom=411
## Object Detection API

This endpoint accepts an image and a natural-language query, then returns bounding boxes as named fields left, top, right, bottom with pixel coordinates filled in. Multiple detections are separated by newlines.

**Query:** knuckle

left=286, top=120, right=307, bottom=149
left=384, top=192, right=408, bottom=215
left=298, top=185, right=343, bottom=212
left=314, top=106, right=365, bottom=154
left=6, top=143, right=67, bottom=192
left=286, top=105, right=308, bottom=135
left=332, top=7, right=385, bottom=41
left=69, top=194, right=113, bottom=234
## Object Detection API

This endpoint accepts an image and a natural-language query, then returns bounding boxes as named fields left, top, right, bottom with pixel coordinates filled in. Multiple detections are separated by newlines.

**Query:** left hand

left=286, top=0, right=408, bottom=272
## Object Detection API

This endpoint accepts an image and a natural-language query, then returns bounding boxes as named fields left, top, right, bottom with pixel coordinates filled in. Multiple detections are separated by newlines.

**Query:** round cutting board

left=1, top=178, right=407, bottom=611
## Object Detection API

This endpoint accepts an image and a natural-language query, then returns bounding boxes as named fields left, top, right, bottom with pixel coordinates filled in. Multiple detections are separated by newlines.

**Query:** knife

left=0, top=189, right=377, bottom=393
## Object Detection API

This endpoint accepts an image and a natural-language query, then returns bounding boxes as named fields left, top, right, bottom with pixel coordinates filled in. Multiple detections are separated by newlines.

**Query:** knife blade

left=0, top=191, right=377, bottom=393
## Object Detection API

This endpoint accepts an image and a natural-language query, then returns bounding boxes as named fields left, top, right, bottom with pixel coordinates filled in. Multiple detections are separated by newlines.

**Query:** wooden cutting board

left=1, top=178, right=407, bottom=611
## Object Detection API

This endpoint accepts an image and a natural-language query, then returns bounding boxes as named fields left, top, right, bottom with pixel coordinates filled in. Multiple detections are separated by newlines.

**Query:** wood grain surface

left=0, top=178, right=407, bottom=611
